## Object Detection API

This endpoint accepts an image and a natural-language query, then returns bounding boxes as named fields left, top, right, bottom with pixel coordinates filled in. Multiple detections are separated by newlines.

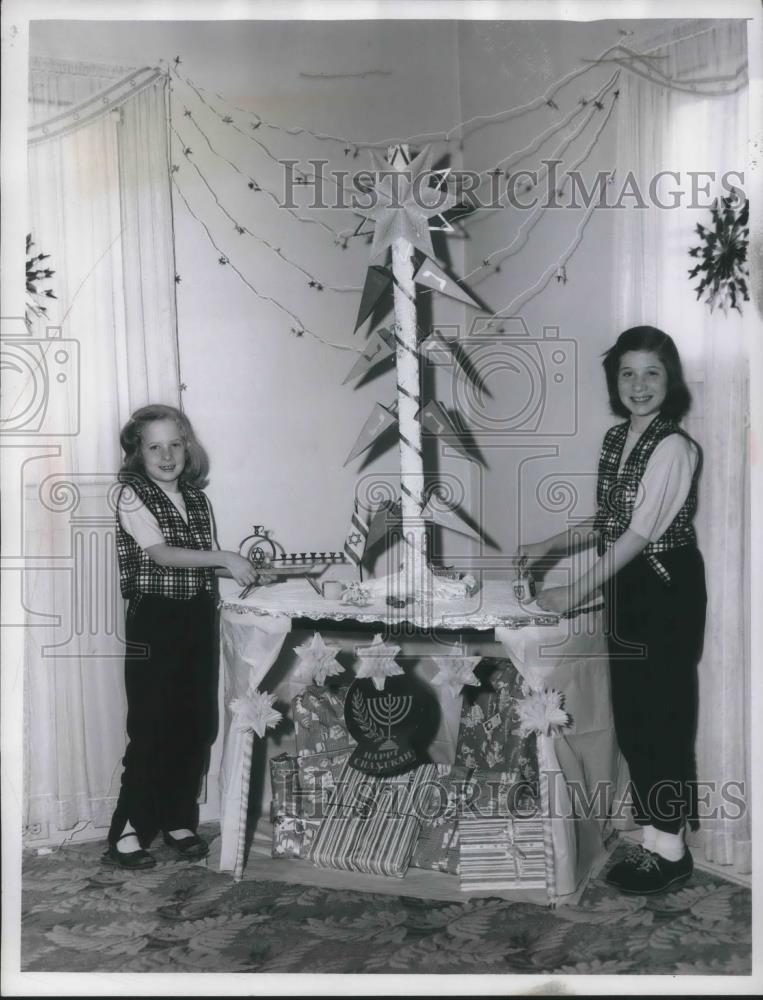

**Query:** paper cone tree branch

left=343, top=402, right=398, bottom=465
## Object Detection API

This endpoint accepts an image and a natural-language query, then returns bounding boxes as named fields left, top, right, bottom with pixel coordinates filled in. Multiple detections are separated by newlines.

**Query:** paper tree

left=345, top=145, right=484, bottom=599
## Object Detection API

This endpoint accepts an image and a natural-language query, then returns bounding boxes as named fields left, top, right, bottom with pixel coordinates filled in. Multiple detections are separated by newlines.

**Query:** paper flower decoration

left=516, top=688, right=571, bottom=738
left=354, top=633, right=404, bottom=691
left=294, top=632, right=343, bottom=685
left=361, top=146, right=458, bottom=260
left=229, top=689, right=282, bottom=737
left=340, top=582, right=374, bottom=607
left=430, top=651, right=482, bottom=697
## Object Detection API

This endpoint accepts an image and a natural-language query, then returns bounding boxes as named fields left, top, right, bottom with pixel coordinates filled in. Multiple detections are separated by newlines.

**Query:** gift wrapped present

left=456, top=658, right=539, bottom=778
left=271, top=814, right=323, bottom=860
left=465, top=767, right=539, bottom=818
left=270, top=752, right=301, bottom=819
left=296, top=748, right=353, bottom=820
left=292, top=684, right=356, bottom=757
left=310, top=762, right=440, bottom=878
left=409, top=765, right=475, bottom=875
left=459, top=815, right=547, bottom=891
left=270, top=749, right=352, bottom=859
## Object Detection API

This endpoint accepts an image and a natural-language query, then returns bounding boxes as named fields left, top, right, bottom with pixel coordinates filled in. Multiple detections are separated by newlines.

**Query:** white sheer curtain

left=613, top=20, right=752, bottom=874
left=24, top=60, right=181, bottom=835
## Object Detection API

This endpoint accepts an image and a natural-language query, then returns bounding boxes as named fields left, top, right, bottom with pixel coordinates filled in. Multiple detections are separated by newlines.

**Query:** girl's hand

left=535, top=585, right=575, bottom=615
left=224, top=552, right=261, bottom=587
left=514, top=541, right=549, bottom=574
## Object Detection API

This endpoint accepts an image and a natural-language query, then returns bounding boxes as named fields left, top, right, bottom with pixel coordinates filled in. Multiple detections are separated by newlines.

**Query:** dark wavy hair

left=602, top=326, right=691, bottom=421
left=119, top=404, right=209, bottom=488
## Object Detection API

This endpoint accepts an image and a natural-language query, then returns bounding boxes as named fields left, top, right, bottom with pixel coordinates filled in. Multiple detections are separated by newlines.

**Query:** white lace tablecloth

left=216, top=577, right=625, bottom=894
left=219, top=576, right=561, bottom=629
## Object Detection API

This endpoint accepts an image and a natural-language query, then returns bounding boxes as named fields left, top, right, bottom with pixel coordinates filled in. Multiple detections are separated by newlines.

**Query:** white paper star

left=294, top=631, right=344, bottom=686
left=361, top=145, right=459, bottom=260
left=516, top=688, right=571, bottom=737
left=354, top=633, right=404, bottom=691
left=430, top=651, right=482, bottom=697
left=229, top=689, right=282, bottom=738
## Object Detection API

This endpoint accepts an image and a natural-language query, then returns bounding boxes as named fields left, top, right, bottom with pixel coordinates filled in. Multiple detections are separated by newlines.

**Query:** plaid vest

left=116, top=474, right=216, bottom=600
left=594, top=414, right=699, bottom=583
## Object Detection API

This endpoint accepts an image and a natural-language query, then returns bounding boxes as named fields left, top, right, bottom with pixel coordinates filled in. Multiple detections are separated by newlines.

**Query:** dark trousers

left=108, top=592, right=217, bottom=846
left=605, top=546, right=707, bottom=835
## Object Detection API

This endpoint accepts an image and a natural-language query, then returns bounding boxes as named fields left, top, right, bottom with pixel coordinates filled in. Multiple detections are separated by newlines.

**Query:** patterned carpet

left=21, top=826, right=751, bottom=975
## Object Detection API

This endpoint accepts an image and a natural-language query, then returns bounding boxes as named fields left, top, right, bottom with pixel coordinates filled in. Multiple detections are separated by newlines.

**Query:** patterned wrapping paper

left=409, top=765, right=475, bottom=875
left=269, top=749, right=352, bottom=859
left=310, top=762, right=440, bottom=878
left=466, top=767, right=539, bottom=817
left=455, top=658, right=539, bottom=780
left=271, top=814, right=323, bottom=860
left=292, top=684, right=357, bottom=757
left=410, top=820, right=461, bottom=875
left=409, top=763, right=541, bottom=874
left=296, top=748, right=354, bottom=819
left=270, top=753, right=301, bottom=819
left=458, top=815, right=547, bottom=891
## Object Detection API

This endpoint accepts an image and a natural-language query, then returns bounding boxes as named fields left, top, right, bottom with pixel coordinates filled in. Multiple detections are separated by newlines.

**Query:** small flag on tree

left=344, top=497, right=371, bottom=567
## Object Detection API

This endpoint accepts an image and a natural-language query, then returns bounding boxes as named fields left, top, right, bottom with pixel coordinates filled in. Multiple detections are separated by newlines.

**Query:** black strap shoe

left=163, top=831, right=209, bottom=860
left=101, top=833, right=156, bottom=870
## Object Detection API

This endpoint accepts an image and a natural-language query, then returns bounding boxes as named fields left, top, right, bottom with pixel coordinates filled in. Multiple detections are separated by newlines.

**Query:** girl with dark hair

left=516, top=327, right=706, bottom=895
left=104, top=404, right=261, bottom=870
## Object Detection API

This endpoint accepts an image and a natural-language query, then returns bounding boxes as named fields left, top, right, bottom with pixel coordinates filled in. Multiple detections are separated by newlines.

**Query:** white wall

left=454, top=20, right=638, bottom=570
left=30, top=18, right=468, bottom=565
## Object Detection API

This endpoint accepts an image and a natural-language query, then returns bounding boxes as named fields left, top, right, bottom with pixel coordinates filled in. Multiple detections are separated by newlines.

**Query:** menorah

left=367, top=694, right=413, bottom=750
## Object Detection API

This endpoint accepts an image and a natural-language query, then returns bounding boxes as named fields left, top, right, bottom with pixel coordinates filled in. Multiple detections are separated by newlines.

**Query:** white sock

left=653, top=829, right=685, bottom=862
left=641, top=824, right=657, bottom=851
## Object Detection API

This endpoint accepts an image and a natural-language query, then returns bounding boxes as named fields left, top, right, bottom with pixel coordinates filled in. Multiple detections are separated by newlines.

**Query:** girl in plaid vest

left=516, top=327, right=706, bottom=895
left=104, top=404, right=261, bottom=870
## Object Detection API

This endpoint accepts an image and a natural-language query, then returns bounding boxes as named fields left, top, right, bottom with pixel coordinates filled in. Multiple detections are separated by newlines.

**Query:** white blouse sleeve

left=117, top=487, right=166, bottom=550
left=629, top=435, right=699, bottom=543
left=206, top=496, right=220, bottom=551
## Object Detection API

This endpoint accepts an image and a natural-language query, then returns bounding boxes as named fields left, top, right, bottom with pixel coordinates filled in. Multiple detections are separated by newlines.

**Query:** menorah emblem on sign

left=367, top=695, right=413, bottom=750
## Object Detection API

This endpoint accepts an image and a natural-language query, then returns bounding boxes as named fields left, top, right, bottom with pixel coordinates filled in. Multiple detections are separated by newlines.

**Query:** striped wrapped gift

left=310, top=762, right=440, bottom=878
left=458, top=816, right=547, bottom=891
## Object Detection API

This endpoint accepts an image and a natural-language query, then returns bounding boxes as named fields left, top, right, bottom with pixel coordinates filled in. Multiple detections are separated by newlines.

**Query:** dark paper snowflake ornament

left=688, top=196, right=749, bottom=315
left=25, top=233, right=56, bottom=327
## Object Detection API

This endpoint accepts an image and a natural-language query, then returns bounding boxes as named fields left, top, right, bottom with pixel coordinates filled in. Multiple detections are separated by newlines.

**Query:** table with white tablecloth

left=216, top=577, right=627, bottom=897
